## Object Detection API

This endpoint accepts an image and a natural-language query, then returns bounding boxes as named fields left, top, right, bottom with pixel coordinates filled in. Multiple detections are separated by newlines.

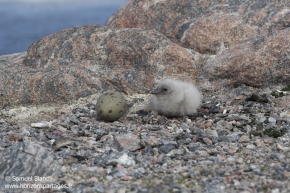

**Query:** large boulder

left=107, top=0, right=290, bottom=89
left=0, top=25, right=198, bottom=107
left=1, top=0, right=290, bottom=107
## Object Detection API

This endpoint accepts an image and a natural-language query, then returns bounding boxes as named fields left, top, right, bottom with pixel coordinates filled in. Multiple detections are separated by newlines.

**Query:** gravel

left=0, top=84, right=290, bottom=193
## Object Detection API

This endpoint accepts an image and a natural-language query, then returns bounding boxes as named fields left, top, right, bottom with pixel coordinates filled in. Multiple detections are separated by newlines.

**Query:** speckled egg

left=96, top=90, right=127, bottom=122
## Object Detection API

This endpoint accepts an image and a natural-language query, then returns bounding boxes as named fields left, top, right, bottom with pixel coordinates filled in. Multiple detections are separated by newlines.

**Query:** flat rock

left=113, top=133, right=142, bottom=151
left=0, top=142, right=59, bottom=189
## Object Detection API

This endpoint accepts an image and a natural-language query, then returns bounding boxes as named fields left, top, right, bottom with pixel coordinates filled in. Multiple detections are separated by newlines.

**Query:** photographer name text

left=6, top=176, right=50, bottom=182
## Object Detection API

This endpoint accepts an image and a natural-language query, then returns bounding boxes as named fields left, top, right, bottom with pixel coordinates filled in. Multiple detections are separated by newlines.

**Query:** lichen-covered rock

left=0, top=25, right=198, bottom=107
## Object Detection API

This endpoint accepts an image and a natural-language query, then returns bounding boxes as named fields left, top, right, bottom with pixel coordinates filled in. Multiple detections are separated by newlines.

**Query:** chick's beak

left=151, top=88, right=160, bottom=94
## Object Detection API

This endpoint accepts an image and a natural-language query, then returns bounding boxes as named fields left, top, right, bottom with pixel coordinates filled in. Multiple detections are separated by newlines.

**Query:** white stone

left=31, top=121, right=52, bottom=128
left=246, top=144, right=256, bottom=149
left=268, top=117, right=276, bottom=123
left=118, top=153, right=135, bottom=166
left=271, top=188, right=280, bottom=193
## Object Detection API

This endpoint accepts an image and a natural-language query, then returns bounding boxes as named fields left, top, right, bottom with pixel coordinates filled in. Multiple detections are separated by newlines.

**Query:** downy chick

left=151, top=79, right=202, bottom=117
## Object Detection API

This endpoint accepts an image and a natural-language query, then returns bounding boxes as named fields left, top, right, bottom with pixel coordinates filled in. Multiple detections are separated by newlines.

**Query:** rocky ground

left=1, top=0, right=290, bottom=192
left=1, top=84, right=290, bottom=193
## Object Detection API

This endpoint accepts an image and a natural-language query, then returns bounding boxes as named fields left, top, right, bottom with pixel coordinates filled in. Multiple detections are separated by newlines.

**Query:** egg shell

left=96, top=90, right=127, bottom=122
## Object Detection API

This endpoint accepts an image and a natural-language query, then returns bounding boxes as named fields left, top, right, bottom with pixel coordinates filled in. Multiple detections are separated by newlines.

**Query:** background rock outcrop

left=0, top=25, right=199, bottom=107
left=107, top=0, right=290, bottom=53
left=107, top=0, right=290, bottom=89
left=1, top=0, right=290, bottom=107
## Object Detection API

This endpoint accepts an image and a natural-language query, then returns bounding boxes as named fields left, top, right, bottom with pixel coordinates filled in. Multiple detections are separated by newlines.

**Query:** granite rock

left=0, top=25, right=198, bottom=107
left=0, top=142, right=59, bottom=189
left=113, top=133, right=142, bottom=151
left=1, top=0, right=290, bottom=107
left=107, top=0, right=290, bottom=89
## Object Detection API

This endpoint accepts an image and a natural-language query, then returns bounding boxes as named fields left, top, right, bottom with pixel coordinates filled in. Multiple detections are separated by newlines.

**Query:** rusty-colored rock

left=107, top=0, right=225, bottom=46
left=0, top=25, right=198, bottom=107
left=107, top=0, right=290, bottom=54
left=1, top=0, right=290, bottom=107
left=107, top=0, right=290, bottom=90
left=203, top=28, right=290, bottom=89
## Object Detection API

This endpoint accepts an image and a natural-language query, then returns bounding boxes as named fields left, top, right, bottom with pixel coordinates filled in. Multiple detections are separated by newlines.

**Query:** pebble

left=238, top=135, right=250, bottom=143
left=268, top=117, right=276, bottom=123
left=246, top=144, right=256, bottom=149
left=254, top=138, right=265, bottom=147
left=31, top=121, right=52, bottom=128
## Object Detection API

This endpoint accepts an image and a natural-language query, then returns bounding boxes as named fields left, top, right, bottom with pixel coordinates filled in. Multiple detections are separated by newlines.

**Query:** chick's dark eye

left=163, top=88, right=168, bottom=92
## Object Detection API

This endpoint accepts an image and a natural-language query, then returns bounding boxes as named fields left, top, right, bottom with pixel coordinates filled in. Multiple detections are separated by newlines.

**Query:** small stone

left=233, top=179, right=241, bottom=186
left=268, top=117, right=276, bottom=123
left=235, top=95, right=244, bottom=100
left=98, top=152, right=135, bottom=167
left=195, top=150, right=209, bottom=157
left=236, top=157, right=244, bottom=164
left=205, top=122, right=212, bottom=128
left=51, top=130, right=62, bottom=136
left=246, top=144, right=256, bottom=149
left=52, top=138, right=71, bottom=151
left=158, top=144, right=176, bottom=154
left=238, top=135, right=250, bottom=143
left=31, top=121, right=52, bottom=128
left=109, top=169, right=126, bottom=178
left=57, top=125, right=67, bottom=132
left=254, top=138, right=265, bottom=147
left=227, top=157, right=235, bottom=162
left=282, top=171, right=290, bottom=178
left=209, top=106, right=220, bottom=114
left=263, top=137, right=274, bottom=144
left=244, top=125, right=252, bottom=132
left=106, top=176, right=113, bottom=181
left=250, top=182, right=257, bottom=188
left=166, top=149, right=185, bottom=157
left=113, top=133, right=141, bottom=151
left=121, top=176, right=133, bottom=181
left=247, top=94, right=269, bottom=103
left=8, top=133, right=20, bottom=142
left=209, top=130, right=218, bottom=138
left=257, top=117, right=266, bottom=123
left=276, top=143, right=286, bottom=151
left=271, top=188, right=280, bottom=193
left=188, top=145, right=197, bottom=152
left=203, top=137, right=213, bottom=145
left=144, top=146, right=154, bottom=155
left=140, top=137, right=160, bottom=147
left=226, top=132, right=244, bottom=142
left=0, top=118, right=6, bottom=123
